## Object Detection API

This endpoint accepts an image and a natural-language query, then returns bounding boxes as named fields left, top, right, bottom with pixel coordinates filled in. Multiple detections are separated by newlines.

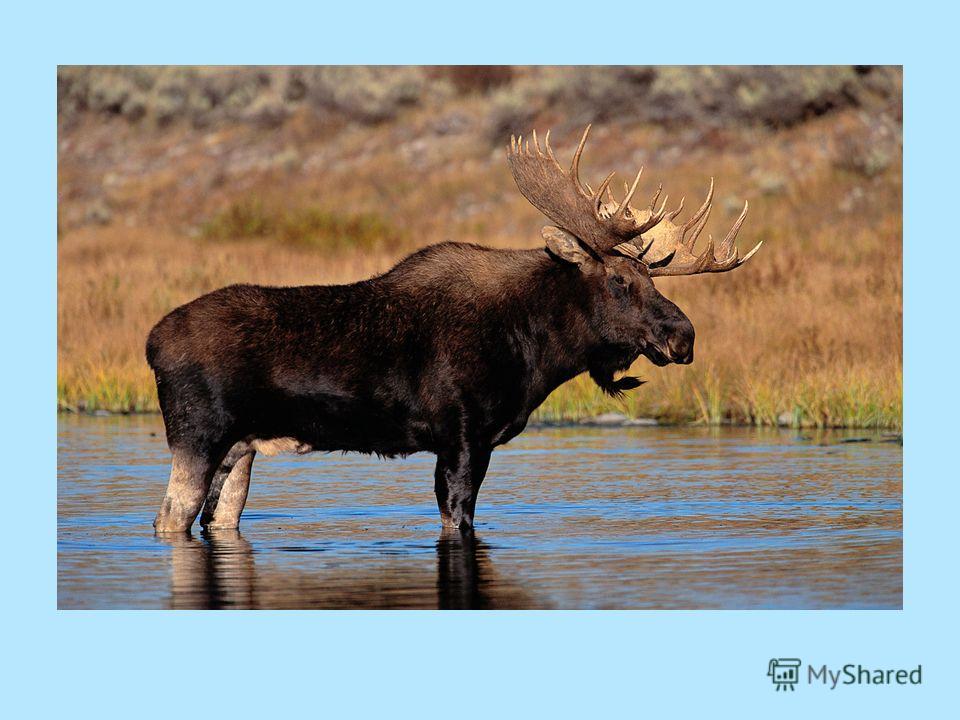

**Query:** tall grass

left=57, top=104, right=902, bottom=429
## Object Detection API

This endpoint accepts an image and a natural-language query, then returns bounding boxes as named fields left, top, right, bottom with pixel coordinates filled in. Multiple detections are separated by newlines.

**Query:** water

left=57, top=415, right=902, bottom=609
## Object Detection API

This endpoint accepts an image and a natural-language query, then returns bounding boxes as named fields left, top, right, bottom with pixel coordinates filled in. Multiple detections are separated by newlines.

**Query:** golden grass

left=57, top=104, right=902, bottom=429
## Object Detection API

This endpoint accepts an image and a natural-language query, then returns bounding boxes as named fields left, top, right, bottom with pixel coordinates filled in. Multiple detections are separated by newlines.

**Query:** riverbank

left=56, top=383, right=902, bottom=431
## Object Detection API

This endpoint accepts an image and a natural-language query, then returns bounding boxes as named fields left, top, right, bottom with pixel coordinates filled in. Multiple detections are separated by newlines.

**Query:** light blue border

left=6, top=0, right=953, bottom=717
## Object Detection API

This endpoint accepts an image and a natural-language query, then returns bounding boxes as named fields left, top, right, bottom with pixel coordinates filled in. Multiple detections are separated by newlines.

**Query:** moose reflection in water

left=160, top=528, right=531, bottom=610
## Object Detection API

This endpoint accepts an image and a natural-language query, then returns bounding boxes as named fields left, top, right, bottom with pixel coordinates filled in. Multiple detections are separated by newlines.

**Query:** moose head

left=506, top=125, right=761, bottom=390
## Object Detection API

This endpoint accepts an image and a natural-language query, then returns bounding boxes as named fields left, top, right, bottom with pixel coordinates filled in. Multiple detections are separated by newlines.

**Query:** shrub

left=434, top=66, right=514, bottom=95
left=200, top=200, right=404, bottom=252
left=833, top=124, right=895, bottom=178
left=305, top=66, right=427, bottom=124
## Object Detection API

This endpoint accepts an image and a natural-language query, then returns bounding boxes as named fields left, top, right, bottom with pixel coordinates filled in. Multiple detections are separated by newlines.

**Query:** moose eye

left=608, top=274, right=630, bottom=297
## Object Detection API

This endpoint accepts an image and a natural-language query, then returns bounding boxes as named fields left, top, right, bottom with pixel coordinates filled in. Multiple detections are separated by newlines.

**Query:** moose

left=148, top=126, right=761, bottom=533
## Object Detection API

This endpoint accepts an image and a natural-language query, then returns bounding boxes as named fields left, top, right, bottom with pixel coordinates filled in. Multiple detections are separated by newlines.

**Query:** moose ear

left=542, top=226, right=593, bottom=266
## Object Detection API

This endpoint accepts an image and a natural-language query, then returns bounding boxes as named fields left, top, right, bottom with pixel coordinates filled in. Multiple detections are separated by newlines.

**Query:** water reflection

left=435, top=529, right=536, bottom=609
left=437, top=529, right=488, bottom=609
left=161, top=530, right=256, bottom=610
left=160, top=528, right=535, bottom=609
left=58, top=415, right=903, bottom=609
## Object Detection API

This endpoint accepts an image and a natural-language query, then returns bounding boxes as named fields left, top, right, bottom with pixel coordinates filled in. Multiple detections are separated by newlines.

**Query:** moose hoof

left=153, top=518, right=193, bottom=533
left=440, top=514, right=473, bottom=530
left=154, top=499, right=196, bottom=533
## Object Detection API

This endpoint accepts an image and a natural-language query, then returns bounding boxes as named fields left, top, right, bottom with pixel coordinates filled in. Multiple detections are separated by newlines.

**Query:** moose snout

left=669, top=337, right=694, bottom=364
left=666, top=318, right=695, bottom=364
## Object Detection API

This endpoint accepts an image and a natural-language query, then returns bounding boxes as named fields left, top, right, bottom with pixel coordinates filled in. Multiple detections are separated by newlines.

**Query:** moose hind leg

left=200, top=443, right=256, bottom=530
left=154, top=449, right=221, bottom=533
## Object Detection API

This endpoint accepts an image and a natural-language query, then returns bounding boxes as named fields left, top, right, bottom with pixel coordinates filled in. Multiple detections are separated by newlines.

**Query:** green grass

left=57, top=372, right=157, bottom=414
left=528, top=367, right=902, bottom=430
left=57, top=367, right=902, bottom=430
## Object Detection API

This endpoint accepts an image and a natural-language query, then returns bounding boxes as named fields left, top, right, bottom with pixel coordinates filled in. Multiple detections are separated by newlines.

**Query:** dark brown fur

left=147, top=241, right=694, bottom=531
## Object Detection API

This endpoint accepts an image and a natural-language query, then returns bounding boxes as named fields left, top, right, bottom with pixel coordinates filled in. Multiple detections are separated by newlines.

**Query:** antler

left=507, top=125, right=762, bottom=275
left=506, top=126, right=665, bottom=254
left=630, top=179, right=762, bottom=277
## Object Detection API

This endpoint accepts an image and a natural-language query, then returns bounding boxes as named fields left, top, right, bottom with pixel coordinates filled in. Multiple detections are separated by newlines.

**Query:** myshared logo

left=809, top=664, right=923, bottom=690
left=767, top=659, right=922, bottom=691
left=768, top=659, right=801, bottom=691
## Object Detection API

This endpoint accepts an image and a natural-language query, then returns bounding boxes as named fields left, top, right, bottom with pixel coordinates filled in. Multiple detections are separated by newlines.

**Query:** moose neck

left=509, top=250, right=630, bottom=400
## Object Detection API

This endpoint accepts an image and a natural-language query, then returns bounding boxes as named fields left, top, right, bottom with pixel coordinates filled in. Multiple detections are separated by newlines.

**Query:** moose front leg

left=434, top=442, right=492, bottom=530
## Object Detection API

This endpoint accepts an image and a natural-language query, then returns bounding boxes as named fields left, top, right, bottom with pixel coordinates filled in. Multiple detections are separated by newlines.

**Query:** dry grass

left=57, top=98, right=901, bottom=429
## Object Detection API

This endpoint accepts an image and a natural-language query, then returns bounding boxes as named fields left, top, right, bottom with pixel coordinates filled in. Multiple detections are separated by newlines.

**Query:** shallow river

left=58, top=415, right=901, bottom=609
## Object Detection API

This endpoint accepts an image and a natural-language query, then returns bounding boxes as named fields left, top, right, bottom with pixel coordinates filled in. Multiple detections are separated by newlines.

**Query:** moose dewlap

left=147, top=125, right=761, bottom=533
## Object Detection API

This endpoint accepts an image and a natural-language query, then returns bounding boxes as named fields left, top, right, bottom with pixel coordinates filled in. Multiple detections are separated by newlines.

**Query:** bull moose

left=148, top=126, right=761, bottom=533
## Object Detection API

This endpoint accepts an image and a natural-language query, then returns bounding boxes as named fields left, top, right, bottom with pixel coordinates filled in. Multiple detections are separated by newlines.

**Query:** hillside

left=57, top=66, right=902, bottom=428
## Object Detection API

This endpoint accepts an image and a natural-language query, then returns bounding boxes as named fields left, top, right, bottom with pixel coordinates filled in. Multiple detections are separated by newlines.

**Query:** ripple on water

left=57, top=415, right=902, bottom=609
